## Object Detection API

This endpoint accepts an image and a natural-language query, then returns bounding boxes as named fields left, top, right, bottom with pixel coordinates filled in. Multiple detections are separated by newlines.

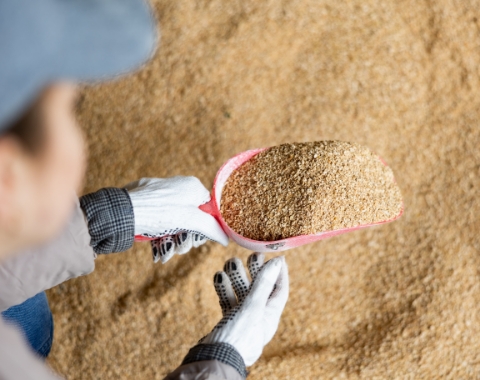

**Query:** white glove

left=125, top=177, right=229, bottom=263
left=201, top=253, right=289, bottom=366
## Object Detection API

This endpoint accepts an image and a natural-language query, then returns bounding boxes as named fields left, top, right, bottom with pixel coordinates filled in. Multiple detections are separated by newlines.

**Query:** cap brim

left=58, top=0, right=158, bottom=81
left=0, top=0, right=158, bottom=129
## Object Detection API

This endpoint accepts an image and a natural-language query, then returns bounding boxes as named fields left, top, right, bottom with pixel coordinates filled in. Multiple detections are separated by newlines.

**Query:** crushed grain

left=221, top=141, right=402, bottom=241
left=47, top=1, right=480, bottom=378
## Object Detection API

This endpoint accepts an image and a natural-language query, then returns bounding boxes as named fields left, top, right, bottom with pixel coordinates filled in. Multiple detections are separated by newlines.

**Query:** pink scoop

left=135, top=148, right=403, bottom=252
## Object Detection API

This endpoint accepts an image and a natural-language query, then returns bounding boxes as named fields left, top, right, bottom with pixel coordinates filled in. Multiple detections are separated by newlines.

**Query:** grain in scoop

left=220, top=141, right=403, bottom=241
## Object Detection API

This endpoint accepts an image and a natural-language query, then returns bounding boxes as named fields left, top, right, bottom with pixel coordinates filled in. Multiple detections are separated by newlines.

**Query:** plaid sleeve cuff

left=182, top=343, right=247, bottom=379
left=80, top=188, right=135, bottom=254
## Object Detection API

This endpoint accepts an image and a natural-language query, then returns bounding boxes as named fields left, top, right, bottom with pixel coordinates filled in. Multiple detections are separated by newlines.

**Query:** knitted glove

left=125, top=177, right=229, bottom=263
left=201, top=253, right=289, bottom=366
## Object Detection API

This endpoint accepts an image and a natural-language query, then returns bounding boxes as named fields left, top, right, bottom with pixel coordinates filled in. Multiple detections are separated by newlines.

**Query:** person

left=0, top=1, right=290, bottom=379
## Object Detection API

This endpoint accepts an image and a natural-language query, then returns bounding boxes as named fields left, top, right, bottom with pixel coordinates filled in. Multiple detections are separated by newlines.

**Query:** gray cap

left=0, top=0, right=158, bottom=131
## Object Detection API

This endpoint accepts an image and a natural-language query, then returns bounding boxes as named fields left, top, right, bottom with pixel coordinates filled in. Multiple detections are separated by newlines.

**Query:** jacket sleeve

left=0, top=319, right=62, bottom=380
left=79, top=187, right=135, bottom=254
left=164, top=343, right=247, bottom=380
left=0, top=187, right=135, bottom=311
left=0, top=199, right=96, bottom=311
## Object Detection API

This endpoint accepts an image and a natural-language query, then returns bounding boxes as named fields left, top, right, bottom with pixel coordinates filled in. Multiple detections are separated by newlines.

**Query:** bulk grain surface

left=221, top=141, right=403, bottom=241
left=46, top=0, right=480, bottom=379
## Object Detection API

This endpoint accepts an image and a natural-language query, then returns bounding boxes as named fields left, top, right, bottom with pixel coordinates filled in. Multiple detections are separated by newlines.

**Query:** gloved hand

left=125, top=176, right=229, bottom=263
left=201, top=253, right=289, bottom=366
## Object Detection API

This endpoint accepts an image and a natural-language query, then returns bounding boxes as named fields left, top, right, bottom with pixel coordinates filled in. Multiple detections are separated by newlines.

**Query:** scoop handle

left=198, top=198, right=217, bottom=217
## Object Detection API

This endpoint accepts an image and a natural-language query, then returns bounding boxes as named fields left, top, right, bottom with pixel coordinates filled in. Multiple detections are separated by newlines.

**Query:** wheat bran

left=221, top=141, right=402, bottom=241
left=46, top=0, right=480, bottom=379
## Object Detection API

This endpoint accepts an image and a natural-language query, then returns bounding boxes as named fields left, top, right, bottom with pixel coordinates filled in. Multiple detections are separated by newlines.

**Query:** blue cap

left=0, top=0, right=158, bottom=130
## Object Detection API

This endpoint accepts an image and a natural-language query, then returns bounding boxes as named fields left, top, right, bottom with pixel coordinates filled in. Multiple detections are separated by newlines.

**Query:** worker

left=0, top=1, right=289, bottom=379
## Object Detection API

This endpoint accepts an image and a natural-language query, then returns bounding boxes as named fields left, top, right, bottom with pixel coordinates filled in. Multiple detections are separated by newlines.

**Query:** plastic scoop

left=135, top=147, right=403, bottom=252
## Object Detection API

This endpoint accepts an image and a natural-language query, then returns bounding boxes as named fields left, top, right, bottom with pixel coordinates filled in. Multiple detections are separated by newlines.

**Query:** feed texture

left=46, top=0, right=480, bottom=379
left=221, top=141, right=403, bottom=241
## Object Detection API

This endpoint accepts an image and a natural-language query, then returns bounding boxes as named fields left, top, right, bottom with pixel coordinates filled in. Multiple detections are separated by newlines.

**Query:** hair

left=4, top=97, right=45, bottom=155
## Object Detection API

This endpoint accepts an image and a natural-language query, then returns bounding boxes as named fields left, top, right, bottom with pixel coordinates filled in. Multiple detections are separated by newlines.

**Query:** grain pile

left=221, top=141, right=402, bottom=241
left=46, top=0, right=480, bottom=379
